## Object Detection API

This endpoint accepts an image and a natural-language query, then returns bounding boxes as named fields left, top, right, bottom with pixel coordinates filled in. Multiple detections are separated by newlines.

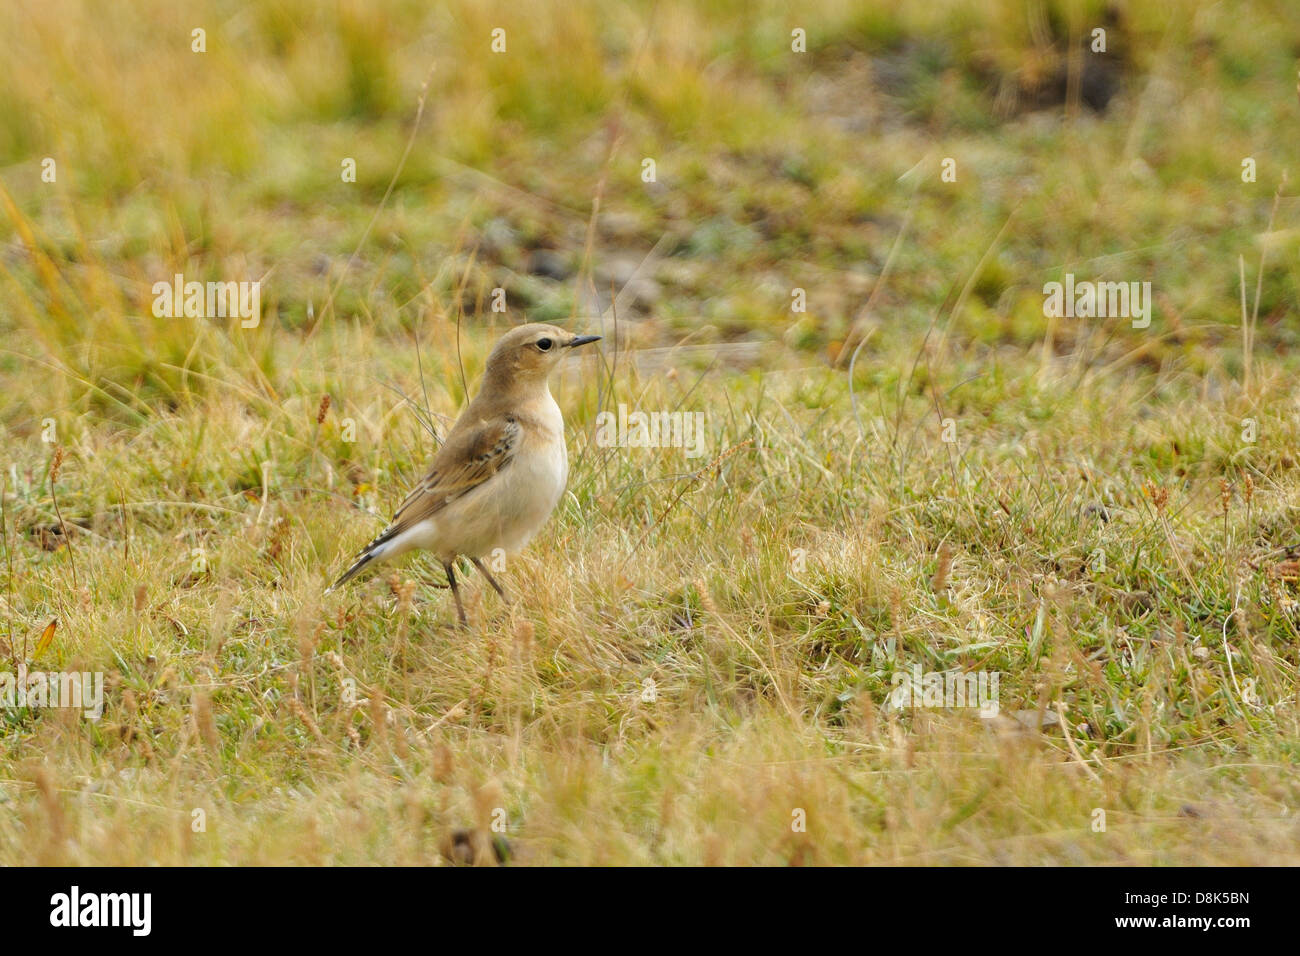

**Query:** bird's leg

left=443, top=561, right=468, bottom=627
left=470, top=557, right=510, bottom=604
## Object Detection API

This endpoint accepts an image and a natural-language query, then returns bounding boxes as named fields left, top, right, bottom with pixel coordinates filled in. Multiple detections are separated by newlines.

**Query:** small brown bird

left=328, top=323, right=601, bottom=624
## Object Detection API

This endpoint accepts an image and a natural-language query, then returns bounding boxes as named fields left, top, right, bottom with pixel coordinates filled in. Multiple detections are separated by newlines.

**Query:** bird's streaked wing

left=383, top=414, right=521, bottom=538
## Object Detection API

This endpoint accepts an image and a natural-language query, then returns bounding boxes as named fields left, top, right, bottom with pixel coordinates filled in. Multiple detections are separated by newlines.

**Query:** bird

left=327, top=323, right=602, bottom=624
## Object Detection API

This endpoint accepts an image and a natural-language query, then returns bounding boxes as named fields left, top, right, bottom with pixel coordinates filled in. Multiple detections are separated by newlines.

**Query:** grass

left=1, top=0, right=1300, bottom=864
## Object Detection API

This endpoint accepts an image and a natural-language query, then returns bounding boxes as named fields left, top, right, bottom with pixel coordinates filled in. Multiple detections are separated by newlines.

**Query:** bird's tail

left=326, top=531, right=399, bottom=593
left=325, top=552, right=378, bottom=594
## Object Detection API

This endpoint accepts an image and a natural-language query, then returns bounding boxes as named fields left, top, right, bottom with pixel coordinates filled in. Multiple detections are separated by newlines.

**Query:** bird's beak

left=567, top=335, right=602, bottom=348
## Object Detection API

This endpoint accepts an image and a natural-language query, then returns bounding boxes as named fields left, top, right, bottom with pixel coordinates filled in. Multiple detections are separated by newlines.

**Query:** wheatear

left=328, top=323, right=600, bottom=624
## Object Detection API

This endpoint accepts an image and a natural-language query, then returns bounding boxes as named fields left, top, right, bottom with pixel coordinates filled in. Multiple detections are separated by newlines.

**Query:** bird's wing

left=379, top=414, right=521, bottom=543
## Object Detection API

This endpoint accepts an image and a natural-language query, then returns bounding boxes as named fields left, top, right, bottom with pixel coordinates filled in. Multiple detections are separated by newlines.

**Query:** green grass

left=2, top=0, right=1300, bottom=864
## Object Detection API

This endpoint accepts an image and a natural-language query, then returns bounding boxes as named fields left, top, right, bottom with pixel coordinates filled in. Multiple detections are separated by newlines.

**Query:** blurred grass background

left=1, top=0, right=1300, bottom=864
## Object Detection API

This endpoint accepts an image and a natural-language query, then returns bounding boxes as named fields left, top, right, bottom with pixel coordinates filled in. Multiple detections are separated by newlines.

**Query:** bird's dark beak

left=567, top=335, right=602, bottom=348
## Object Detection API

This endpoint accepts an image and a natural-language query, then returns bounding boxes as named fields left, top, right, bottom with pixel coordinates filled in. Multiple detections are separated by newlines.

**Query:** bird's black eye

left=536, top=337, right=553, bottom=351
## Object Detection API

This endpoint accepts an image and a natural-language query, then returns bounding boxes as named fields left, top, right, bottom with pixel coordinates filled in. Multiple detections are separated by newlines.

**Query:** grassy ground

left=2, top=0, right=1300, bottom=864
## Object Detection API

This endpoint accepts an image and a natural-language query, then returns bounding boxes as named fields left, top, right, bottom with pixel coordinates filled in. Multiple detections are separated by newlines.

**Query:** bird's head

left=481, top=323, right=601, bottom=394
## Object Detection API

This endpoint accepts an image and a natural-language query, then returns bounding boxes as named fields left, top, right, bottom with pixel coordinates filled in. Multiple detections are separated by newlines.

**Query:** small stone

left=526, top=248, right=571, bottom=281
